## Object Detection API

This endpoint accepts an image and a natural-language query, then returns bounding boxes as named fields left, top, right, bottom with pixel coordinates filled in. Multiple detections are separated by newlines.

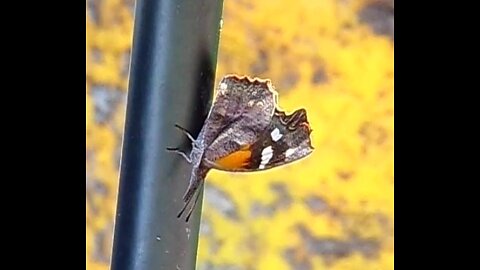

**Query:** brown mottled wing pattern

left=200, top=75, right=278, bottom=163
left=178, top=75, right=279, bottom=221
left=177, top=75, right=314, bottom=221
left=208, top=108, right=314, bottom=172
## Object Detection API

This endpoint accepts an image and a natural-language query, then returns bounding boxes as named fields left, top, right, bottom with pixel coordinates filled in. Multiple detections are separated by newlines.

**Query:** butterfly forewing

left=201, top=75, right=279, bottom=163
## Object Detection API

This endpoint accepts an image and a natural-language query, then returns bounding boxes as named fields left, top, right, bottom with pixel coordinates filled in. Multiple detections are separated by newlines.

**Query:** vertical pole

left=110, top=0, right=224, bottom=269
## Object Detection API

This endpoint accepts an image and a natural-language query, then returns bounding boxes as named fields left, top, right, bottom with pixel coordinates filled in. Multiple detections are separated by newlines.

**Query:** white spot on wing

left=220, top=82, right=227, bottom=90
left=285, top=148, right=296, bottom=158
left=261, top=152, right=273, bottom=162
left=270, top=128, right=283, bottom=142
left=261, top=146, right=273, bottom=158
left=259, top=146, right=273, bottom=169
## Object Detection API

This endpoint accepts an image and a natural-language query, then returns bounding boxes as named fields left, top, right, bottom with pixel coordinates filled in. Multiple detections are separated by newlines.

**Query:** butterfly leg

left=174, top=124, right=196, bottom=143
left=167, top=124, right=198, bottom=163
left=166, top=147, right=192, bottom=163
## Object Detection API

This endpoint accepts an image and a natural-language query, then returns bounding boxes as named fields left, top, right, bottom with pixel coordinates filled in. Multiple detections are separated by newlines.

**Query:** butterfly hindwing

left=209, top=108, right=314, bottom=172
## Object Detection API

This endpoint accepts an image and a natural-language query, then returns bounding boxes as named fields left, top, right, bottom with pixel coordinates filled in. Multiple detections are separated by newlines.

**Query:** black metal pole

left=110, top=0, right=223, bottom=269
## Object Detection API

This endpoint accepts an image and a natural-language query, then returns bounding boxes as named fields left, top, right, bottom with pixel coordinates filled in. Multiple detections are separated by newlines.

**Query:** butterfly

left=167, top=75, right=314, bottom=221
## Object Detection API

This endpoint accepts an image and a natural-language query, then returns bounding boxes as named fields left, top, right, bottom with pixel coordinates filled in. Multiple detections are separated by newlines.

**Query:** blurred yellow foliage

left=86, top=0, right=393, bottom=269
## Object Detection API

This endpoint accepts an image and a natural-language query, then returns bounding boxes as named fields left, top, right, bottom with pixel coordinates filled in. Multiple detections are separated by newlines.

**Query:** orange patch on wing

left=215, top=145, right=252, bottom=170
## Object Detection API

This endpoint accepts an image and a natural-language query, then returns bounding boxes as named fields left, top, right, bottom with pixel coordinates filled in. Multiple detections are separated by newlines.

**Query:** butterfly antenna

left=174, top=124, right=196, bottom=142
left=177, top=180, right=204, bottom=222
left=185, top=181, right=204, bottom=222
left=177, top=199, right=190, bottom=218
left=178, top=179, right=199, bottom=218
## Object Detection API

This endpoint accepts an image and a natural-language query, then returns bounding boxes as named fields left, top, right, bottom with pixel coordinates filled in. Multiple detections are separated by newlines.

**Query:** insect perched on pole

left=167, top=75, right=314, bottom=222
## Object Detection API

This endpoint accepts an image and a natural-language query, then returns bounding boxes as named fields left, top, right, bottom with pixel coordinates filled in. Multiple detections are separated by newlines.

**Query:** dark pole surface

left=110, top=0, right=224, bottom=269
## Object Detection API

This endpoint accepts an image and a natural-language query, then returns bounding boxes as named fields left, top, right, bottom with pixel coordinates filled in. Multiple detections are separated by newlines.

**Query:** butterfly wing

left=207, top=108, right=314, bottom=172
left=199, top=75, right=279, bottom=162
left=196, top=75, right=278, bottom=148
left=178, top=75, right=279, bottom=221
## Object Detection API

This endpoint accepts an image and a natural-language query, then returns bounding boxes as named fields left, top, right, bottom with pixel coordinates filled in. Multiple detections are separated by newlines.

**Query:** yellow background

left=86, top=0, right=393, bottom=269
